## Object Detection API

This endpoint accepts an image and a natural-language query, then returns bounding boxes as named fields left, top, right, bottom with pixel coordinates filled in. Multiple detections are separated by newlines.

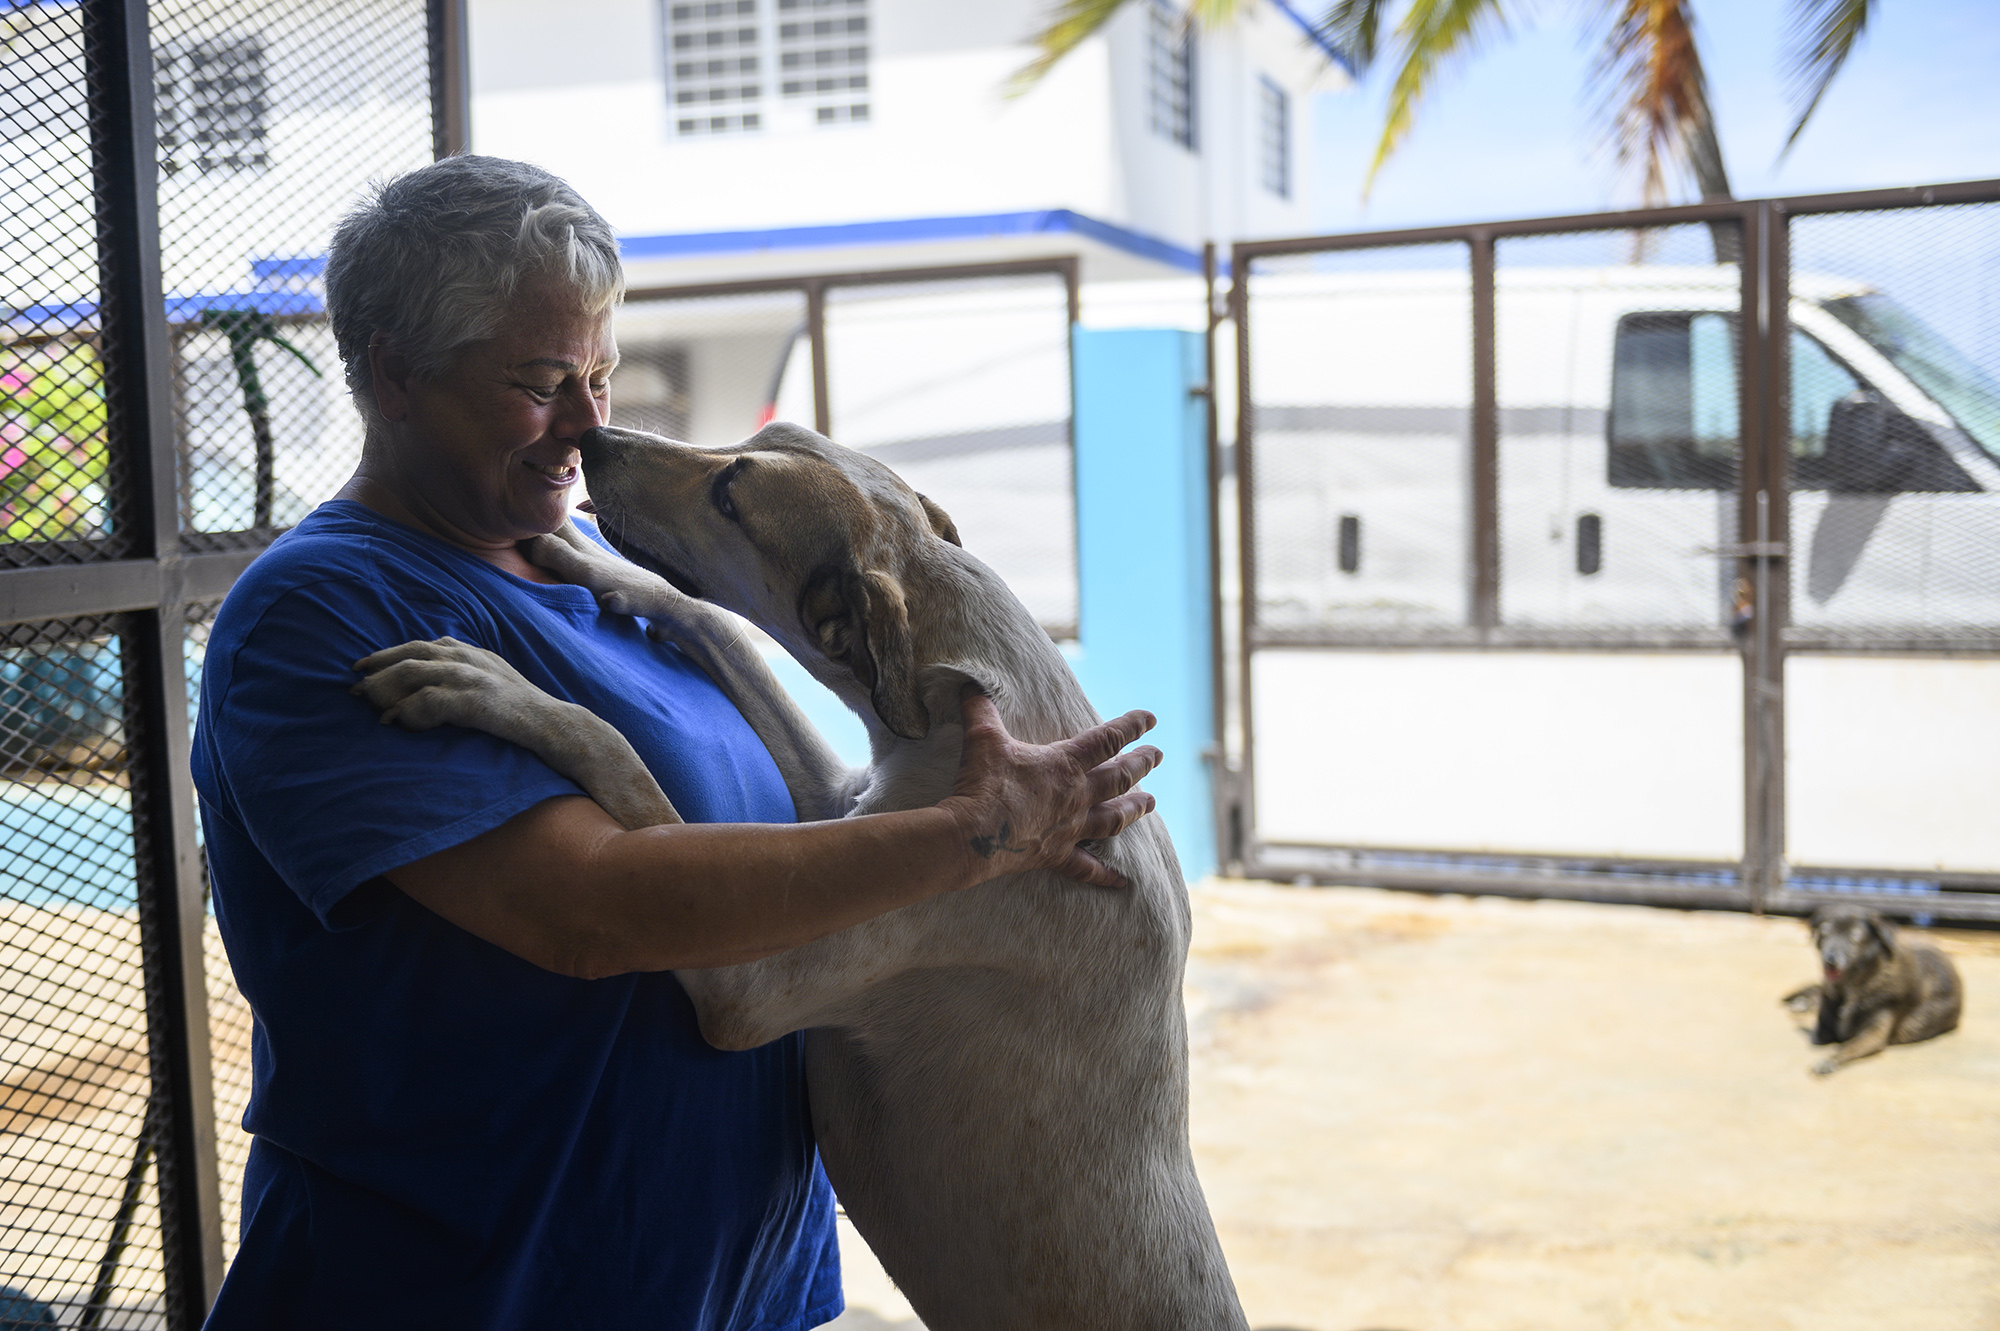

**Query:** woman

left=191, top=156, right=1158, bottom=1330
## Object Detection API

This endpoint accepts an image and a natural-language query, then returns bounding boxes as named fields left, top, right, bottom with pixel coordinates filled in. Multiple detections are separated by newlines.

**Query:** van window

left=1824, top=292, right=2000, bottom=462
left=1788, top=329, right=1860, bottom=487
left=1608, top=312, right=1738, bottom=489
left=1609, top=314, right=1900, bottom=491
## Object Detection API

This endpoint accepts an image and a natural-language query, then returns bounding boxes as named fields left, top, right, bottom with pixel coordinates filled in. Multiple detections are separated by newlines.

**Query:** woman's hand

left=942, top=687, right=1162, bottom=889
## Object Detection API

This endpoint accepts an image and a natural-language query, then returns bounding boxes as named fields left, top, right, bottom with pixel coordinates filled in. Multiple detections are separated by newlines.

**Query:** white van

left=1246, top=266, right=2000, bottom=637
left=607, top=266, right=2000, bottom=640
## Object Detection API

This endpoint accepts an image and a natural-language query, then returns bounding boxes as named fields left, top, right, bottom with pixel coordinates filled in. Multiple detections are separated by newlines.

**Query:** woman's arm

left=384, top=693, right=1159, bottom=978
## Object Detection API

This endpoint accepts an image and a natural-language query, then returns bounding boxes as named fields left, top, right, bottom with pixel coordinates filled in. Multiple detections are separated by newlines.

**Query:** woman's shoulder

left=215, top=502, right=496, bottom=643
left=229, top=502, right=471, bottom=603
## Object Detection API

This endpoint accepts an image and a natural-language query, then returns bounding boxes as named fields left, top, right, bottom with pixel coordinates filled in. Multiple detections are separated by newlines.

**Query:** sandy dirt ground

left=828, top=880, right=2000, bottom=1331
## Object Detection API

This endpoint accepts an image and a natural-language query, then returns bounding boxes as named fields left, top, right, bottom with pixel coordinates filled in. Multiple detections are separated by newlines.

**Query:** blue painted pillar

left=1070, top=328, right=1215, bottom=880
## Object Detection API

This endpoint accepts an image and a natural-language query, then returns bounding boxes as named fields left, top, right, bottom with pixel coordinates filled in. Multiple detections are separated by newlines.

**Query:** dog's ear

left=800, top=565, right=929, bottom=740
left=916, top=493, right=961, bottom=547
left=1865, top=912, right=1897, bottom=955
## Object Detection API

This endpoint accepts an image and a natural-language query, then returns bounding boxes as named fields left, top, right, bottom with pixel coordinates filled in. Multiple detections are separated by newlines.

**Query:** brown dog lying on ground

left=1782, top=904, right=1962, bottom=1076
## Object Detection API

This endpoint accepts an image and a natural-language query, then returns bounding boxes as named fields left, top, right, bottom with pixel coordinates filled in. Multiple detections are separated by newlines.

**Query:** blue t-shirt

left=191, top=500, right=841, bottom=1331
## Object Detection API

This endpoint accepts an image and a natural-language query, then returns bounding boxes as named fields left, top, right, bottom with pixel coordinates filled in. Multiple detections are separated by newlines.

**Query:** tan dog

left=354, top=422, right=1247, bottom=1331
left=1783, top=904, right=1963, bottom=1076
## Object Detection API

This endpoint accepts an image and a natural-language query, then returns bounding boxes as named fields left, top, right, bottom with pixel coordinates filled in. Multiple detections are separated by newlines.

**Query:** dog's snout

left=578, top=426, right=622, bottom=463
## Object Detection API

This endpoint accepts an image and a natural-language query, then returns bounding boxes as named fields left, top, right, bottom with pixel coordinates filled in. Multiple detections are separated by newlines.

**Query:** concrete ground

left=828, top=880, right=2000, bottom=1331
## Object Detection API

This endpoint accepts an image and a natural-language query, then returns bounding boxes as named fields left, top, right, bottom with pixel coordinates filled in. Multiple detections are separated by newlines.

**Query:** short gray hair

left=325, top=156, right=624, bottom=420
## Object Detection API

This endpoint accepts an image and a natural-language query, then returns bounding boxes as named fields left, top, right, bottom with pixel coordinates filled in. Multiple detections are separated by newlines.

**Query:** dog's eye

left=711, top=460, right=744, bottom=522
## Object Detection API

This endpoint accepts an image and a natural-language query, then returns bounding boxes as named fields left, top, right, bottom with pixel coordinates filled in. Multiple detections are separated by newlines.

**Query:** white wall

left=1787, top=656, right=2000, bottom=872
left=467, top=0, right=1338, bottom=253
left=1251, top=650, right=1746, bottom=862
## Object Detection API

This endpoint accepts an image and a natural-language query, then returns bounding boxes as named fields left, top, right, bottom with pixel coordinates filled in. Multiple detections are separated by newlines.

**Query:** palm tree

left=1017, top=0, right=1874, bottom=214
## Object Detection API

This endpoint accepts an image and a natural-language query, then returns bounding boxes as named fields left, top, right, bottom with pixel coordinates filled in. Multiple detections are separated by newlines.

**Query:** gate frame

left=1225, top=178, right=2000, bottom=923
left=625, top=255, right=1081, bottom=435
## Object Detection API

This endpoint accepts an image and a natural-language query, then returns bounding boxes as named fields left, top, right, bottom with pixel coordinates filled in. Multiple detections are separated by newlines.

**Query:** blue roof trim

left=1268, top=0, right=1357, bottom=77
left=251, top=255, right=327, bottom=280
left=619, top=209, right=1207, bottom=274
left=8, top=289, right=324, bottom=334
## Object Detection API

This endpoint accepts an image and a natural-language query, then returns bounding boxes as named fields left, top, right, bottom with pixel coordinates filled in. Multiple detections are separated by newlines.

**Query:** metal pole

left=1229, top=249, right=1255, bottom=872
left=89, top=0, right=227, bottom=1319
left=1200, top=242, right=1230, bottom=874
left=1737, top=201, right=1790, bottom=911
left=428, top=0, right=471, bottom=158
left=806, top=280, right=830, bottom=436
left=1469, top=232, right=1499, bottom=636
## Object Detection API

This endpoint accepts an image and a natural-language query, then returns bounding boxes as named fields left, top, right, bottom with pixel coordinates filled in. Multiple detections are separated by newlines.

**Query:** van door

left=1522, top=302, right=1740, bottom=634
left=1787, top=300, right=1998, bottom=637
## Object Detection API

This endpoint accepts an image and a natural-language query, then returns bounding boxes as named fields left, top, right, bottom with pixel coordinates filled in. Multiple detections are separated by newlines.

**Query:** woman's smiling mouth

left=527, top=460, right=579, bottom=483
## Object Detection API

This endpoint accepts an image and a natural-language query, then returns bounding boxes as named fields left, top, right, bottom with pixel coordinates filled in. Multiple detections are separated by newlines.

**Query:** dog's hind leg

left=353, top=637, right=683, bottom=831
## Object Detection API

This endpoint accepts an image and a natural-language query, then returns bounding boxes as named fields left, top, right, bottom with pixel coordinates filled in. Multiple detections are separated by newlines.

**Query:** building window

left=1147, top=0, right=1195, bottom=151
left=666, top=0, right=763, bottom=135
left=777, top=0, right=868, bottom=126
left=1258, top=75, right=1289, bottom=198
left=156, top=36, right=268, bottom=173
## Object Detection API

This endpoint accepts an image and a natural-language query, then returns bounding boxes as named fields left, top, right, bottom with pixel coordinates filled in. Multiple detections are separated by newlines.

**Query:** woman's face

left=374, top=282, right=617, bottom=553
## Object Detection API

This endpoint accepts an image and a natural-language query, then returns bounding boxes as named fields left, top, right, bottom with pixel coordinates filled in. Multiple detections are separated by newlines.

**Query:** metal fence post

left=1739, top=201, right=1792, bottom=911
left=87, top=0, right=227, bottom=1318
left=428, top=0, right=471, bottom=158
left=1229, top=248, right=1255, bottom=873
left=805, top=279, right=830, bottom=436
left=1469, top=231, right=1499, bottom=637
left=1200, top=242, right=1233, bottom=874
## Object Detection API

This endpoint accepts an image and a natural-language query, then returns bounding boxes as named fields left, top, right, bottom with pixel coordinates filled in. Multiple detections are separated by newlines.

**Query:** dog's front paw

left=1781, top=985, right=1820, bottom=1014
left=527, top=527, right=628, bottom=591
left=1810, top=1056, right=1840, bottom=1077
left=352, top=637, right=535, bottom=732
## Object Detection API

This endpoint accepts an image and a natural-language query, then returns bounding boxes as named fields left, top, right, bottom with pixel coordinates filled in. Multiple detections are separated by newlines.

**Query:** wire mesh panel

left=0, top=615, right=167, bottom=1327
left=0, top=4, right=124, bottom=565
left=1785, top=203, right=2000, bottom=644
left=611, top=289, right=807, bottom=448
left=1243, top=244, right=1470, bottom=640
left=824, top=274, right=1077, bottom=635
left=152, top=0, right=432, bottom=547
left=1783, top=202, right=2000, bottom=880
left=1495, top=225, right=1741, bottom=637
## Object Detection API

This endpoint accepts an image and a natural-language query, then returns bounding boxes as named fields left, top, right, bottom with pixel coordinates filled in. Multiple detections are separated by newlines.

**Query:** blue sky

left=1306, top=0, right=2000, bottom=231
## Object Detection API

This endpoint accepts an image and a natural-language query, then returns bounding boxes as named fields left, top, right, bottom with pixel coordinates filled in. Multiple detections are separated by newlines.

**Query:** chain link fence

left=1, top=3, right=128, bottom=565
left=1232, top=185, right=2000, bottom=921
left=1242, top=243, right=1470, bottom=640
left=153, top=0, right=431, bottom=547
left=1, top=0, right=444, bottom=1321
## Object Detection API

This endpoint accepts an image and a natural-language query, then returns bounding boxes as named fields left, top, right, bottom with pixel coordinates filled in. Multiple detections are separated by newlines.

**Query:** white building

left=466, top=0, right=1348, bottom=285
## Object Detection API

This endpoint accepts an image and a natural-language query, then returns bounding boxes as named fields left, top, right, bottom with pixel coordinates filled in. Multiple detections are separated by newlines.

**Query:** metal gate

left=0, top=0, right=449, bottom=1321
left=1229, top=181, right=2000, bottom=923
left=618, top=260, right=1082, bottom=636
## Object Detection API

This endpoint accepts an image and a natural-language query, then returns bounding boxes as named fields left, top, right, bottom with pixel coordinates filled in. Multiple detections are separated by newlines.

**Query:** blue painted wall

left=762, top=327, right=1216, bottom=879
left=1068, top=328, right=1216, bottom=880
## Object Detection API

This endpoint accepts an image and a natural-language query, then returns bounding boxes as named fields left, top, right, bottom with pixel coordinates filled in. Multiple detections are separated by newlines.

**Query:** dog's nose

left=578, top=426, right=618, bottom=464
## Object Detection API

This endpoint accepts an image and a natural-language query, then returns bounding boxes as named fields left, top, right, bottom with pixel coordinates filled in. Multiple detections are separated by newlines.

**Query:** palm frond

left=1318, top=0, right=1394, bottom=73
left=1362, top=0, right=1512, bottom=198
left=1009, top=0, right=1132, bottom=96
left=1589, top=0, right=1728, bottom=205
left=1009, top=0, right=1249, bottom=96
left=1781, top=0, right=1869, bottom=154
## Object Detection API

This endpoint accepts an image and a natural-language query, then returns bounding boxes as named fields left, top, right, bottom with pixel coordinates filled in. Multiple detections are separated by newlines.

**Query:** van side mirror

left=1822, top=392, right=1920, bottom=493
